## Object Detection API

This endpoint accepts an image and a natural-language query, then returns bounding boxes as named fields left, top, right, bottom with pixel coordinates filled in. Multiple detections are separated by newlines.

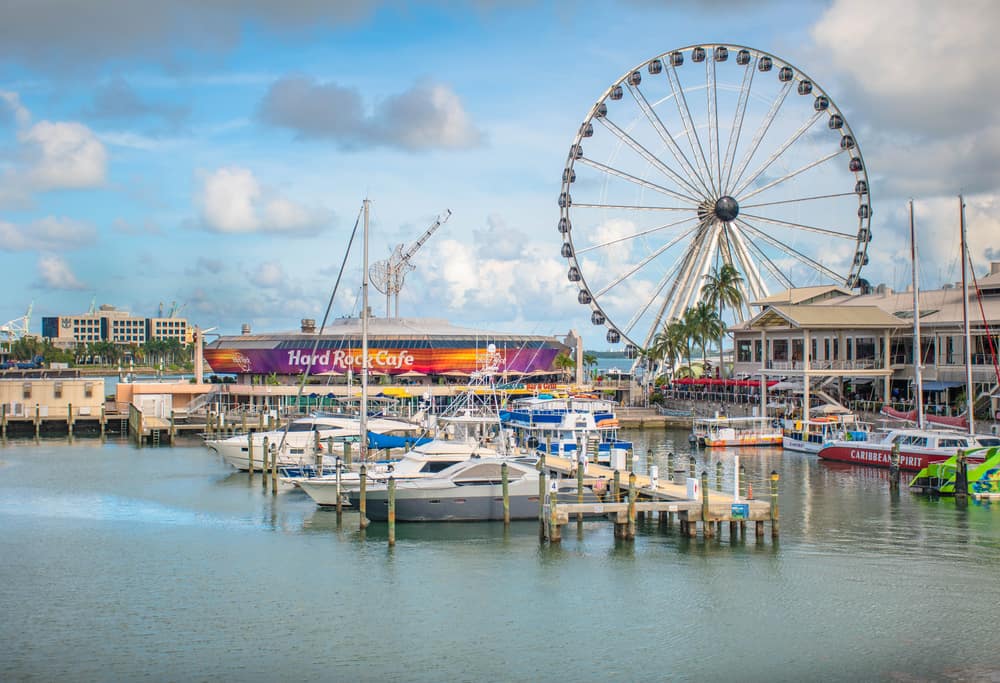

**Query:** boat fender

left=794, top=421, right=802, bottom=432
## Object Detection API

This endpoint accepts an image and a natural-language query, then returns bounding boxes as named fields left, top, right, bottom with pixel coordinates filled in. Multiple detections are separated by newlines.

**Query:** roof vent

left=301, top=318, right=316, bottom=334
left=241, top=324, right=251, bottom=335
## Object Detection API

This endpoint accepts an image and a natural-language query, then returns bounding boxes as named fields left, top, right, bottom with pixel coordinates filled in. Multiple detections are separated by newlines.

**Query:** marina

left=3, top=430, right=1000, bottom=681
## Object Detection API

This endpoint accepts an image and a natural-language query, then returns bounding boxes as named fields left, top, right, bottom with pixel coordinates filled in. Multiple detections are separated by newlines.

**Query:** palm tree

left=582, top=351, right=598, bottom=380
left=649, top=320, right=686, bottom=382
left=685, top=302, right=723, bottom=374
left=701, top=263, right=745, bottom=378
left=553, top=351, right=576, bottom=382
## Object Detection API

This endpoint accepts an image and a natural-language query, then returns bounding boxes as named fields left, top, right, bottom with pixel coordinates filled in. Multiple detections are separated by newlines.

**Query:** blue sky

left=2, top=0, right=997, bottom=350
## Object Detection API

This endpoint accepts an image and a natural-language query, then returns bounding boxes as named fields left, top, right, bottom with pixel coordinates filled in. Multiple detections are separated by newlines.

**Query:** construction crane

left=369, top=209, right=451, bottom=318
left=0, top=302, right=32, bottom=341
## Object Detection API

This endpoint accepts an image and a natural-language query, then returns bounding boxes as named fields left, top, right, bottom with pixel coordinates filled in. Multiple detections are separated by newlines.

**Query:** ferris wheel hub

left=714, top=196, right=739, bottom=222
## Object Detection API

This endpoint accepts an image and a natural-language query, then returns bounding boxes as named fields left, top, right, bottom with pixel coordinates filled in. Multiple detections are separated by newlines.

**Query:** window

left=846, top=338, right=853, bottom=360
left=754, top=339, right=762, bottom=363
left=84, top=383, right=93, bottom=398
left=54, top=381, right=62, bottom=399
left=824, top=338, right=830, bottom=361
left=737, top=340, right=752, bottom=363
left=23, top=382, right=31, bottom=399
left=811, top=338, right=817, bottom=361
left=772, top=339, right=788, bottom=362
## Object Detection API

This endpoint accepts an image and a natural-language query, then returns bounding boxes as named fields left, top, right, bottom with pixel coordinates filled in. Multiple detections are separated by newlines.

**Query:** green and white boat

left=909, top=446, right=1000, bottom=497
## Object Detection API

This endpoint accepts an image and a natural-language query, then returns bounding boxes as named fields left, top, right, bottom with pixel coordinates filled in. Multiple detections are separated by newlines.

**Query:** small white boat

left=782, top=407, right=866, bottom=454
left=692, top=416, right=783, bottom=448
left=205, top=414, right=420, bottom=471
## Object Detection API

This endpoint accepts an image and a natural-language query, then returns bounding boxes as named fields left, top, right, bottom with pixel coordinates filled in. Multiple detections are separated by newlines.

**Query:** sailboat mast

left=909, top=200, right=925, bottom=429
left=361, top=199, right=370, bottom=462
left=960, top=194, right=975, bottom=435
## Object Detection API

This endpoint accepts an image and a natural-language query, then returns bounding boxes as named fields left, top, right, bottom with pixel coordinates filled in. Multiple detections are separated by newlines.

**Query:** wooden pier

left=539, top=453, right=777, bottom=543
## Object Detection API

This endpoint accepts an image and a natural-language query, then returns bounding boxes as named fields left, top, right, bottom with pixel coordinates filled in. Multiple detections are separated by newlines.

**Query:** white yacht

left=205, top=414, right=419, bottom=472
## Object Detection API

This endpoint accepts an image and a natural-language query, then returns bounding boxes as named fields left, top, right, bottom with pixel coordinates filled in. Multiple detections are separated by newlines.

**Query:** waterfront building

left=41, top=305, right=191, bottom=349
left=730, top=262, right=1000, bottom=417
left=203, top=316, right=568, bottom=385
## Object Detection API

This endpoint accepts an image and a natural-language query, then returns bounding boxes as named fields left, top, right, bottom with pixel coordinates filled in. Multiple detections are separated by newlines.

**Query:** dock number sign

left=731, top=503, right=749, bottom=520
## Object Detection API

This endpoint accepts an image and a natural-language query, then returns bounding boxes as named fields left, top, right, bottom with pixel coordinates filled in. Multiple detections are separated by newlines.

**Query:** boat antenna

left=278, top=204, right=363, bottom=452
left=909, top=199, right=925, bottom=429
left=960, top=194, right=974, bottom=436
left=360, top=198, right=370, bottom=463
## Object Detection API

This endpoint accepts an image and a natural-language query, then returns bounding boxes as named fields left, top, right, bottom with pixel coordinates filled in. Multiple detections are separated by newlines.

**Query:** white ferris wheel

left=558, top=44, right=872, bottom=355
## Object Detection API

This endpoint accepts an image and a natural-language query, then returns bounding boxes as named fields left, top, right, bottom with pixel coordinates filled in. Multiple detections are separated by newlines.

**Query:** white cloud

left=197, top=165, right=327, bottom=235
left=0, top=90, right=31, bottom=127
left=36, top=255, right=86, bottom=290
left=259, top=76, right=484, bottom=151
left=21, top=120, right=108, bottom=190
left=253, top=261, right=286, bottom=288
left=0, top=216, right=97, bottom=251
left=812, top=0, right=998, bottom=136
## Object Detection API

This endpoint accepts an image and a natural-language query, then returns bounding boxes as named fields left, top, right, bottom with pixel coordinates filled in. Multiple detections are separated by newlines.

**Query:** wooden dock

left=540, top=453, right=777, bottom=543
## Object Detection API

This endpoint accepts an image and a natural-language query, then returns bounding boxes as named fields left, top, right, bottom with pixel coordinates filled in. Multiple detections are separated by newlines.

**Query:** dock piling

left=502, top=461, right=510, bottom=527
left=701, top=471, right=713, bottom=538
left=613, top=469, right=620, bottom=503
left=716, top=461, right=723, bottom=490
left=388, top=477, right=396, bottom=547
left=576, top=458, right=584, bottom=523
left=770, top=470, right=780, bottom=538
left=68, top=403, right=73, bottom=437
left=359, top=464, right=368, bottom=530
left=548, top=482, right=561, bottom=543
left=889, top=442, right=901, bottom=490
left=169, top=410, right=175, bottom=445
left=247, top=433, right=254, bottom=475
left=689, top=454, right=696, bottom=478
left=537, top=454, right=546, bottom=542
left=262, top=436, right=270, bottom=489
left=627, top=472, right=636, bottom=539
left=335, top=456, right=343, bottom=523
left=666, top=451, right=674, bottom=480
left=270, top=442, right=278, bottom=495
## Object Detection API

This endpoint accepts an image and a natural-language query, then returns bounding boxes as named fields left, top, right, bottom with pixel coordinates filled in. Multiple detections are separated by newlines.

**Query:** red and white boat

left=817, top=428, right=1000, bottom=471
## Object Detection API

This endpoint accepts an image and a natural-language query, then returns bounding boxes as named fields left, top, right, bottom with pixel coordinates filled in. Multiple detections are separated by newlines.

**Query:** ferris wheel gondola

left=559, top=44, right=871, bottom=354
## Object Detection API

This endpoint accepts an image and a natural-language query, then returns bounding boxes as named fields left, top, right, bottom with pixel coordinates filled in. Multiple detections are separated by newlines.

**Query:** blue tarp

left=367, top=432, right=432, bottom=449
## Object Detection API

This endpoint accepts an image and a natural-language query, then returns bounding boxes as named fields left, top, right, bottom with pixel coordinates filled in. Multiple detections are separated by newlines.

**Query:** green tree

left=700, top=263, right=745, bottom=378
left=582, top=351, right=598, bottom=380
left=649, top=319, right=687, bottom=381
left=553, top=351, right=576, bottom=382
left=684, top=302, right=723, bottom=375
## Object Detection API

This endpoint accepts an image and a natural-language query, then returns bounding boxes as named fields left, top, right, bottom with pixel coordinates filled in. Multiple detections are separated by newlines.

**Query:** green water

left=2, top=431, right=999, bottom=682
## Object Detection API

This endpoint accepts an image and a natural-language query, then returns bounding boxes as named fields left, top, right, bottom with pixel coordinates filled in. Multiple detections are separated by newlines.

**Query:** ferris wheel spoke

left=596, top=117, right=707, bottom=198
left=707, top=58, right=721, bottom=196
left=732, top=111, right=823, bottom=197
left=736, top=218, right=845, bottom=282
left=591, top=224, right=700, bottom=298
left=728, top=80, right=793, bottom=195
left=727, top=223, right=775, bottom=299
left=576, top=157, right=700, bottom=204
left=666, top=64, right=715, bottom=193
left=622, top=253, right=691, bottom=345
left=624, top=85, right=712, bottom=198
left=654, top=232, right=710, bottom=327
left=576, top=215, right=699, bottom=255
left=676, top=223, right=721, bottom=313
left=721, top=56, right=756, bottom=193
left=739, top=212, right=857, bottom=240
left=728, top=223, right=791, bottom=295
left=740, top=191, right=857, bottom=209
left=738, top=148, right=844, bottom=202
left=572, top=202, right=696, bottom=212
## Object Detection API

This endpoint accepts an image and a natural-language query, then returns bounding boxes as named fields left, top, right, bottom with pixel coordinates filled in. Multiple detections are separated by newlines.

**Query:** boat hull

left=817, top=444, right=950, bottom=471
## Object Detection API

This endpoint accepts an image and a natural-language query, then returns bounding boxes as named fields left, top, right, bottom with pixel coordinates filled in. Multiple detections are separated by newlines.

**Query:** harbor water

left=2, top=430, right=999, bottom=682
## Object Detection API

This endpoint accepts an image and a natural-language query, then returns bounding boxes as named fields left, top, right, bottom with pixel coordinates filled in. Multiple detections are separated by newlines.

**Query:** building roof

left=740, top=304, right=906, bottom=331
left=746, top=262, right=1000, bottom=330
left=751, top=285, right=853, bottom=306
left=210, top=316, right=565, bottom=349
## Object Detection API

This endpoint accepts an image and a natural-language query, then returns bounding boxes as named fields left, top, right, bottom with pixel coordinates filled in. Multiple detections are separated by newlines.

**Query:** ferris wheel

left=559, top=44, right=871, bottom=354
